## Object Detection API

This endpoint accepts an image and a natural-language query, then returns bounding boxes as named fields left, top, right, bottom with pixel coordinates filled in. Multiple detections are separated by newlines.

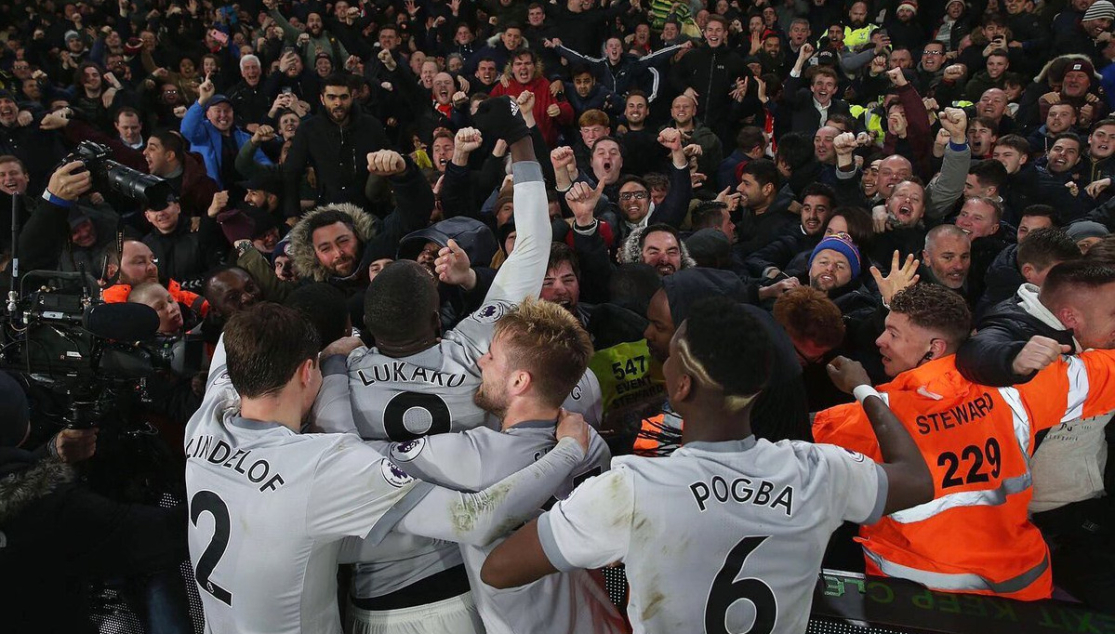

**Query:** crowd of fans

left=4, top=0, right=1115, bottom=630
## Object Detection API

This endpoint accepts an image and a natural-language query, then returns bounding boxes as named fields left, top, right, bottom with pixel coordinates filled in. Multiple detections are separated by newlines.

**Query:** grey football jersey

left=346, top=311, right=603, bottom=441
left=344, top=161, right=600, bottom=442
left=184, top=340, right=430, bottom=634
left=387, top=422, right=627, bottom=634
left=538, top=437, right=886, bottom=634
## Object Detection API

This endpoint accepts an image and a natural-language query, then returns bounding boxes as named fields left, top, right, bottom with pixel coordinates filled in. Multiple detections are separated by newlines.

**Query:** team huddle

left=183, top=99, right=1115, bottom=634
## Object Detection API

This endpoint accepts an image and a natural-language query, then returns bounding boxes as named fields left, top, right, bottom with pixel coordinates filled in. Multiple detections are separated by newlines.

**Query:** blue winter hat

left=809, top=233, right=861, bottom=279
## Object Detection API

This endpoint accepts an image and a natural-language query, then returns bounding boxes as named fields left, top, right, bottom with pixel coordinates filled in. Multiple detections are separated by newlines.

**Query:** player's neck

left=376, top=336, right=439, bottom=358
left=678, top=405, right=755, bottom=445
left=240, top=394, right=304, bottom=433
left=499, top=401, right=560, bottom=431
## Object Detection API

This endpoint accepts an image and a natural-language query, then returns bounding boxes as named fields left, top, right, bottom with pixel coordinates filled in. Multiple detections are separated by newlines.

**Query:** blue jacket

left=180, top=101, right=272, bottom=189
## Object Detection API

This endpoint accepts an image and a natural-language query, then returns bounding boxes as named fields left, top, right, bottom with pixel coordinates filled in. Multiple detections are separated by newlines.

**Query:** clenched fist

left=367, top=150, right=407, bottom=176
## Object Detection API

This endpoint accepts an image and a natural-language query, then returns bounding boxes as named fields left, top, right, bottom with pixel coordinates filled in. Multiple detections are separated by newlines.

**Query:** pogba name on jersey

left=186, top=435, right=287, bottom=493
left=356, top=361, right=468, bottom=388
left=689, top=476, right=794, bottom=516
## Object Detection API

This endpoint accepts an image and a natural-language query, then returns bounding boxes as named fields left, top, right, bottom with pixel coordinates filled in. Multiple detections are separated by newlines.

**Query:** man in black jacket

left=142, top=198, right=223, bottom=292
left=745, top=182, right=835, bottom=278
left=281, top=73, right=389, bottom=218
left=669, top=15, right=751, bottom=145
left=780, top=44, right=852, bottom=138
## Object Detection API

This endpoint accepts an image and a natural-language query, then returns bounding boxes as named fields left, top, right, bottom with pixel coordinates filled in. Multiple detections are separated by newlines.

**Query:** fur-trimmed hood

left=0, top=456, right=73, bottom=525
left=618, top=225, right=697, bottom=269
left=1033, top=54, right=1101, bottom=84
left=287, top=203, right=380, bottom=282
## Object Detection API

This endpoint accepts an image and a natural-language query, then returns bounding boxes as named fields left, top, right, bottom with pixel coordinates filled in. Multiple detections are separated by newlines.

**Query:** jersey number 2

left=190, top=491, right=234, bottom=606
left=704, top=535, right=776, bottom=634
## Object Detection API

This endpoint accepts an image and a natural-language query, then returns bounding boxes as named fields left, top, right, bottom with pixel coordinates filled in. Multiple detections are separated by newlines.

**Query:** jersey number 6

left=704, top=535, right=776, bottom=634
left=191, top=490, right=234, bottom=606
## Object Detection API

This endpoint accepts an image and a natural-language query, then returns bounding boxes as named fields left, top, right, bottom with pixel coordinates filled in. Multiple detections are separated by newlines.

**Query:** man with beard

left=352, top=298, right=623, bottom=634
left=745, top=183, right=836, bottom=279
left=182, top=74, right=272, bottom=198
left=1036, top=132, right=1091, bottom=219
left=803, top=233, right=878, bottom=317
left=272, top=149, right=431, bottom=320
left=100, top=238, right=209, bottom=316
left=920, top=224, right=974, bottom=305
left=42, top=108, right=221, bottom=220
left=618, top=224, right=697, bottom=276
left=265, top=0, right=350, bottom=69
left=732, top=157, right=800, bottom=257
left=281, top=73, right=390, bottom=218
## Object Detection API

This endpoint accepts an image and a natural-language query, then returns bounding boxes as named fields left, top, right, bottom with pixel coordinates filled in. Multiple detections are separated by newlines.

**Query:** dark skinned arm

left=481, top=518, right=556, bottom=589
left=826, top=356, right=934, bottom=516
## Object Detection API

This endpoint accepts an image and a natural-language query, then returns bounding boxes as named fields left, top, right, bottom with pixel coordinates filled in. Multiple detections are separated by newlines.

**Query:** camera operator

left=17, top=158, right=121, bottom=277
left=0, top=370, right=191, bottom=634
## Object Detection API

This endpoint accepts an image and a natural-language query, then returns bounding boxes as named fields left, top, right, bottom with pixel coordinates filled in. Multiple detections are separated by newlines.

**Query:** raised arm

left=473, top=96, right=550, bottom=303
left=826, top=357, right=933, bottom=515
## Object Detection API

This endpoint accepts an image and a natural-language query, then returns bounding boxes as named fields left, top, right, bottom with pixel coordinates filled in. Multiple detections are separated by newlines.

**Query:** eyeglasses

left=922, top=50, right=944, bottom=56
left=163, top=89, right=178, bottom=94
left=619, top=191, right=648, bottom=201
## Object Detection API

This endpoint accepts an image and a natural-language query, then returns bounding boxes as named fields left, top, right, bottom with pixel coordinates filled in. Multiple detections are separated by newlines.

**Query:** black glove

left=473, top=95, right=530, bottom=145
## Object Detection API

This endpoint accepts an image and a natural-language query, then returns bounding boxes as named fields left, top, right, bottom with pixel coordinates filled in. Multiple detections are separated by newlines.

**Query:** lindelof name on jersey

left=689, top=476, right=794, bottom=516
left=915, top=391, right=994, bottom=435
left=356, top=361, right=467, bottom=388
left=186, top=435, right=287, bottom=493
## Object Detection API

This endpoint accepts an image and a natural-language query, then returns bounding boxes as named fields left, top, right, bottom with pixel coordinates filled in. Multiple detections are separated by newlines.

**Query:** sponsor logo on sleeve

left=381, top=460, right=415, bottom=488
left=842, top=447, right=866, bottom=463
left=391, top=437, right=427, bottom=462
left=474, top=302, right=508, bottom=324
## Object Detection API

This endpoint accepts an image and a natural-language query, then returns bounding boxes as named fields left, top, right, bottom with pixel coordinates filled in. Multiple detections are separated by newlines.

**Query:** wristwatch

left=235, top=240, right=253, bottom=259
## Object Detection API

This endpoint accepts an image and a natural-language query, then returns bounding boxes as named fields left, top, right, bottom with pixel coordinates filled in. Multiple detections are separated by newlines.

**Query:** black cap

left=238, top=172, right=281, bottom=195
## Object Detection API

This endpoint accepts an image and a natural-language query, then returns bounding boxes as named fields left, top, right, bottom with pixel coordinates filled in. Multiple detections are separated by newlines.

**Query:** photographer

left=18, top=158, right=121, bottom=277
left=0, top=370, right=191, bottom=634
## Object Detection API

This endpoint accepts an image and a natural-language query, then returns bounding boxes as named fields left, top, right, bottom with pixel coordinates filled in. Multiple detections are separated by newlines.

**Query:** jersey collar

left=681, top=435, right=758, bottom=454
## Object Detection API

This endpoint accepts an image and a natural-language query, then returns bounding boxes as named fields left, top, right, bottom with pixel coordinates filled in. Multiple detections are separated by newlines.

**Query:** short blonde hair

left=494, top=297, right=593, bottom=408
